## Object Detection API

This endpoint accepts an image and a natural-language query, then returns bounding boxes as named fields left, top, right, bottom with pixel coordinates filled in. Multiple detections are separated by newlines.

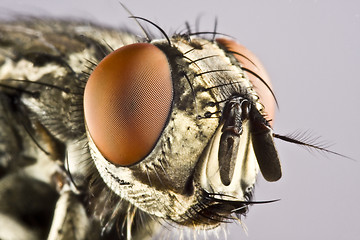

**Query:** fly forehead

left=170, top=38, right=260, bottom=105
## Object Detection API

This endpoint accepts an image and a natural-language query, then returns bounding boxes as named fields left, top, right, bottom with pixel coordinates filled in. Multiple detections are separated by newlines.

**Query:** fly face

left=84, top=35, right=281, bottom=227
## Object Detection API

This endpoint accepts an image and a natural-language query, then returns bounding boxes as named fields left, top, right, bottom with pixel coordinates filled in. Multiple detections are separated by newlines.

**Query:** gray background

left=0, top=0, right=359, bottom=239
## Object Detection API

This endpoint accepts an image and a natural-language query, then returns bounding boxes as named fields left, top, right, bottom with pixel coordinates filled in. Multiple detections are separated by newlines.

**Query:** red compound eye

left=84, top=43, right=173, bottom=166
left=216, top=38, right=275, bottom=124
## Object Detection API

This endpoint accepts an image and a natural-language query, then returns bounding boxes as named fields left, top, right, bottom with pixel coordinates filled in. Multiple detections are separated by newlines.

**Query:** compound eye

left=216, top=38, right=275, bottom=124
left=84, top=43, right=173, bottom=166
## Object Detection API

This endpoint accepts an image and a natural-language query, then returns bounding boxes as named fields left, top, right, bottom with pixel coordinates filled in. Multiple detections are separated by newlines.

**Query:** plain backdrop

left=0, top=0, right=359, bottom=240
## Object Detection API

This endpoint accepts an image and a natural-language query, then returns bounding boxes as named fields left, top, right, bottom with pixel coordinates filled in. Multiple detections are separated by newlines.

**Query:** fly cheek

left=216, top=38, right=281, bottom=182
left=84, top=43, right=173, bottom=166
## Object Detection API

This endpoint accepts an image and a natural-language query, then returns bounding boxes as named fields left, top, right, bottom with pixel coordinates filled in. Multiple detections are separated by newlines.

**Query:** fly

left=0, top=10, right=346, bottom=240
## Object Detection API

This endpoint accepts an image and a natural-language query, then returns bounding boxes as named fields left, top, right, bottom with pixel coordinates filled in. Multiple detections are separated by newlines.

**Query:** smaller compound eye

left=216, top=38, right=275, bottom=124
left=84, top=43, right=173, bottom=166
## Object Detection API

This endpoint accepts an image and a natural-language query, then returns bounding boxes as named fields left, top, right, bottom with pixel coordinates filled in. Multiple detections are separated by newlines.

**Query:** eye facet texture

left=84, top=43, right=173, bottom=166
left=216, top=38, right=275, bottom=124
